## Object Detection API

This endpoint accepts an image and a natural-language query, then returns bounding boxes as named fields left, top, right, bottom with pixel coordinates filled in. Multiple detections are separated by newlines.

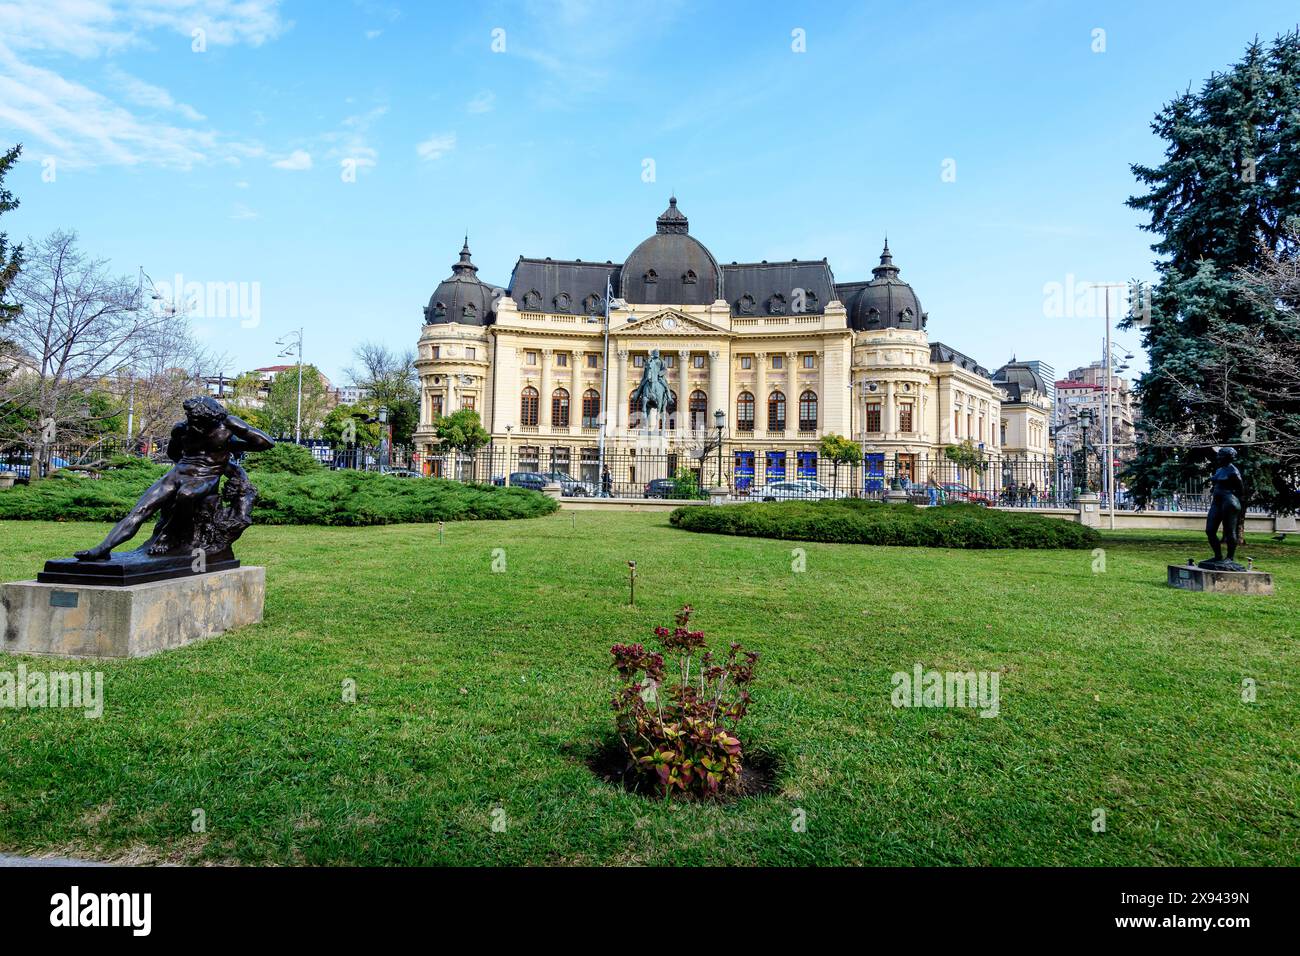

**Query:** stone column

left=756, top=352, right=768, bottom=434
left=786, top=350, right=797, bottom=433
left=540, top=348, right=553, bottom=430
left=707, top=349, right=724, bottom=426
left=678, top=349, right=690, bottom=439
left=613, top=349, right=627, bottom=434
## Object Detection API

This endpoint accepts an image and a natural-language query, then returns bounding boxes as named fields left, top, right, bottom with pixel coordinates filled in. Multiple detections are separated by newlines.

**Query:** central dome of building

left=619, top=197, right=721, bottom=306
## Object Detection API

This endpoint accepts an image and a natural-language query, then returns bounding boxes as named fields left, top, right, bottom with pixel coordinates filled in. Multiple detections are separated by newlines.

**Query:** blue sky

left=2, top=0, right=1297, bottom=386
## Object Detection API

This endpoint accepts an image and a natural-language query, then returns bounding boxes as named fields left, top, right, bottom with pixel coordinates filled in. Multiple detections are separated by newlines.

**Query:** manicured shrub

left=610, top=605, right=759, bottom=800
left=243, top=443, right=320, bottom=475
left=669, top=499, right=1099, bottom=549
left=0, top=462, right=557, bottom=525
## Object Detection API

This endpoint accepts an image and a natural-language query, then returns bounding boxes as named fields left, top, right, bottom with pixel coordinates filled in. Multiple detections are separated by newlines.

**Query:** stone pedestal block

left=1, top=566, right=265, bottom=658
left=1166, top=564, right=1274, bottom=596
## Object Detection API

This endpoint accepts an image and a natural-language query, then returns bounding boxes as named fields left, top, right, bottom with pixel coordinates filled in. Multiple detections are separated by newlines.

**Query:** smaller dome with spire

left=847, top=240, right=926, bottom=332
left=425, top=238, right=498, bottom=326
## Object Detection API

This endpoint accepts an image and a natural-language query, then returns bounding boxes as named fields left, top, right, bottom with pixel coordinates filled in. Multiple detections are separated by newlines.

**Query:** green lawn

left=0, top=512, right=1296, bottom=865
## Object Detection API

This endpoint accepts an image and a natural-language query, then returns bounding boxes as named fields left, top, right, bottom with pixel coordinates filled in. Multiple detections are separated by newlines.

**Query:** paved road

left=0, top=854, right=106, bottom=867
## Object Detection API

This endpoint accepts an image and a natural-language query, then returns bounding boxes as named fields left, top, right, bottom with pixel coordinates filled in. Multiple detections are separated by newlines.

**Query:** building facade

left=414, top=198, right=1010, bottom=491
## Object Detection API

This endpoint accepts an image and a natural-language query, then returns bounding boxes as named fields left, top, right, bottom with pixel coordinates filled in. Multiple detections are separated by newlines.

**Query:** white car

left=750, top=479, right=841, bottom=501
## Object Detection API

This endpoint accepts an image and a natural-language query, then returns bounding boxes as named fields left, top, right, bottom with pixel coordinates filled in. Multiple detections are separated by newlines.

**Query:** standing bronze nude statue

left=1200, top=446, right=1246, bottom=572
left=39, top=396, right=275, bottom=585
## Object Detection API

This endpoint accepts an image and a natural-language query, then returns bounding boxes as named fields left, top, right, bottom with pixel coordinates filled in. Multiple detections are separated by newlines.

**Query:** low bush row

left=669, top=498, right=1099, bottom=549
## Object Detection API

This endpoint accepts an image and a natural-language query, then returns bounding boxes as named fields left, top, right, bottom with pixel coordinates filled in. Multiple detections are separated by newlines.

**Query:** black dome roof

left=846, top=241, right=925, bottom=332
left=425, top=239, right=498, bottom=326
left=619, top=197, right=721, bottom=306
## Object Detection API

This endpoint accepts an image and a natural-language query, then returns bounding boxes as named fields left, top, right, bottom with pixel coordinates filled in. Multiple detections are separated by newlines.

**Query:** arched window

left=689, top=389, right=707, bottom=430
left=552, top=388, right=570, bottom=427
left=799, top=390, right=818, bottom=431
left=737, top=391, right=755, bottom=432
left=768, top=390, right=786, bottom=431
left=582, top=389, right=600, bottom=428
left=520, top=387, right=539, bottom=427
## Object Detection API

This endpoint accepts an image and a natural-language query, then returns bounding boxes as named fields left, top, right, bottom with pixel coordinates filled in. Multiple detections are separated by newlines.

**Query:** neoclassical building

left=414, top=197, right=1018, bottom=490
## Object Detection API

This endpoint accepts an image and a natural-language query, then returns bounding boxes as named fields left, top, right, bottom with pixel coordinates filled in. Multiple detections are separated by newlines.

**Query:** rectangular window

left=462, top=394, right=476, bottom=411
left=803, top=355, right=815, bottom=369
left=772, top=355, right=783, bottom=370
left=430, top=394, right=444, bottom=419
left=556, top=353, right=568, bottom=367
left=633, top=354, right=645, bottom=368
left=693, top=354, right=705, bottom=368
left=586, top=354, right=598, bottom=368
left=866, top=403, right=882, bottom=432
left=466, top=347, right=476, bottom=360
left=432, top=346, right=440, bottom=359
left=518, top=445, right=540, bottom=471
left=665, top=354, right=675, bottom=368
left=526, top=350, right=537, bottom=365
left=899, top=402, right=914, bottom=433
left=741, top=355, right=752, bottom=370
left=550, top=447, right=571, bottom=473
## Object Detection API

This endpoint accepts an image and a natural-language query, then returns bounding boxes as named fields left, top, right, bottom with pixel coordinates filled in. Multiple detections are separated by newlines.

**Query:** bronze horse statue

left=631, top=349, right=674, bottom=430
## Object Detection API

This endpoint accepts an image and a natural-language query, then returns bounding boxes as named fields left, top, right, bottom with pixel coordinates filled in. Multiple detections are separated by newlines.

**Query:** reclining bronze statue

left=38, top=396, right=275, bottom=586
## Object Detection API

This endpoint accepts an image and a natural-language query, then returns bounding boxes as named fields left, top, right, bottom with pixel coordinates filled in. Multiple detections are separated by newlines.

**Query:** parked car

left=543, top=471, right=596, bottom=496
left=497, top=471, right=549, bottom=491
left=752, top=479, right=840, bottom=501
left=644, top=477, right=678, bottom=498
left=941, top=482, right=993, bottom=507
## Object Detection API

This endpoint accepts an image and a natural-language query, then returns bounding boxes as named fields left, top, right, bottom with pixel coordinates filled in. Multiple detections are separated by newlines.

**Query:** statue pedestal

left=633, top=429, right=671, bottom=485
left=1166, top=564, right=1274, bottom=596
left=1, top=567, right=265, bottom=658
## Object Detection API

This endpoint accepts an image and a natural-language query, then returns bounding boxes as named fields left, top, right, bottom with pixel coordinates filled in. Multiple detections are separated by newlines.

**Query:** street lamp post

left=276, top=327, right=305, bottom=444
left=713, top=409, right=726, bottom=490
left=1079, top=406, right=1093, bottom=493
left=597, top=278, right=629, bottom=496
left=377, top=405, right=389, bottom=474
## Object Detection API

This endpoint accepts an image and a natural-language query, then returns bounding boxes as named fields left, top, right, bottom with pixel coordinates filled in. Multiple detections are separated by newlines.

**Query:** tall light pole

left=713, top=409, right=726, bottom=489
left=597, top=277, right=628, bottom=493
left=1095, top=283, right=1126, bottom=530
left=276, top=327, right=305, bottom=443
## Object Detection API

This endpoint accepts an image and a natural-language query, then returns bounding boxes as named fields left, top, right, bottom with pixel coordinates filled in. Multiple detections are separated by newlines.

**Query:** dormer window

left=433, top=302, right=447, bottom=319
left=738, top=293, right=756, bottom=315
left=768, top=293, right=787, bottom=315
left=463, top=302, right=477, bottom=320
left=682, top=269, right=697, bottom=285
left=584, top=294, right=602, bottom=314
left=554, top=292, right=572, bottom=313
left=866, top=307, right=880, bottom=326
left=523, top=289, right=541, bottom=309
left=899, top=307, right=914, bottom=326
left=644, top=269, right=658, bottom=284
left=804, top=291, right=819, bottom=311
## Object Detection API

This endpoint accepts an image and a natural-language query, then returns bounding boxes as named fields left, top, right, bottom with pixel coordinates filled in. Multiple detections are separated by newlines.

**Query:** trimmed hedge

left=0, top=459, right=557, bottom=525
left=669, top=498, right=1099, bottom=549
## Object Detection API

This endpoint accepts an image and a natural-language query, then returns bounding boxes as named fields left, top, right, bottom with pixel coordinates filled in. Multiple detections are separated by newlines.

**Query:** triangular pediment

left=613, top=309, right=726, bottom=336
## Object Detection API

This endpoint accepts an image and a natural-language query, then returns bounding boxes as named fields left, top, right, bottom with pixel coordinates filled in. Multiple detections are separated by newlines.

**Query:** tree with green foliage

left=818, top=433, right=862, bottom=497
left=264, top=364, right=331, bottom=439
left=345, top=342, right=419, bottom=445
left=322, top=402, right=380, bottom=447
left=433, top=408, right=490, bottom=455
left=0, top=144, right=22, bottom=389
left=1124, top=30, right=1300, bottom=513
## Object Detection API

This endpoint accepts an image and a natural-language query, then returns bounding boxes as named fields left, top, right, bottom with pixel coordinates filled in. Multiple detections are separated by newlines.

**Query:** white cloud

left=104, top=64, right=205, bottom=121
left=466, top=90, right=495, bottom=114
left=231, top=202, right=258, bottom=220
left=416, top=132, right=455, bottom=162
left=272, top=149, right=312, bottom=171
left=364, top=29, right=382, bottom=40
left=0, top=3, right=287, bottom=168
left=0, top=0, right=288, bottom=58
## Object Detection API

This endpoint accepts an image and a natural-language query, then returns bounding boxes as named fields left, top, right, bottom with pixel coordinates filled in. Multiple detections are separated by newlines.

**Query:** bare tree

left=0, top=230, right=174, bottom=471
